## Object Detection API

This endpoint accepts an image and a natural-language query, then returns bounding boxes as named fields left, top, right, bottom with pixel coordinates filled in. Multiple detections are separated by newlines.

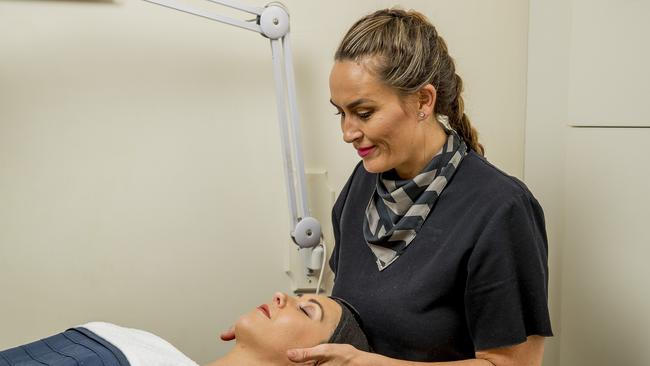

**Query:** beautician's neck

left=397, top=121, right=448, bottom=179
left=204, top=344, right=289, bottom=366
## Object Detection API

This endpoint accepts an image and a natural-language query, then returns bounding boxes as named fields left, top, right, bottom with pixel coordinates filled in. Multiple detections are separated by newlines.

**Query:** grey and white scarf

left=364, top=121, right=467, bottom=271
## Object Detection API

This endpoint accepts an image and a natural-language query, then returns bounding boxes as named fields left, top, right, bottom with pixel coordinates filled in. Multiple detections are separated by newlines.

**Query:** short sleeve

left=465, top=193, right=553, bottom=351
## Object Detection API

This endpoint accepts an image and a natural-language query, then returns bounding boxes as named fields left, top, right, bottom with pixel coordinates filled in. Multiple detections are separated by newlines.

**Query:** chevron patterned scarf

left=364, top=127, right=467, bottom=271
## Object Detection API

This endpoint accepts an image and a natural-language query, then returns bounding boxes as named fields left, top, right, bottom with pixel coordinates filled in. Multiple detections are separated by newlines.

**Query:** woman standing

left=287, top=8, right=552, bottom=366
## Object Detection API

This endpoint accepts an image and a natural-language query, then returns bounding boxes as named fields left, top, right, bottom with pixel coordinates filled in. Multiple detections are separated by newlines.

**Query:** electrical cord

left=315, top=241, right=327, bottom=295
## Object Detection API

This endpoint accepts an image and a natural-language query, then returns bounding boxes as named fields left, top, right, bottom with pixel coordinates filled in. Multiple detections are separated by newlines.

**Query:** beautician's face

left=235, top=292, right=341, bottom=358
left=330, top=58, right=423, bottom=179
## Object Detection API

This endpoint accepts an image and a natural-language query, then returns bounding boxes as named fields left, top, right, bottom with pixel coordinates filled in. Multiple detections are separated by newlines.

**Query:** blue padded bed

left=0, top=328, right=129, bottom=366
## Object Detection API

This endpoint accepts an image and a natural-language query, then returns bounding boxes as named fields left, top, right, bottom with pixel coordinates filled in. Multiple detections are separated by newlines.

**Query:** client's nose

left=273, top=292, right=287, bottom=308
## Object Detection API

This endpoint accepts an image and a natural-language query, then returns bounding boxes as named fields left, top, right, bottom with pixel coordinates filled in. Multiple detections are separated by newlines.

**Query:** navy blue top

left=330, top=151, right=553, bottom=361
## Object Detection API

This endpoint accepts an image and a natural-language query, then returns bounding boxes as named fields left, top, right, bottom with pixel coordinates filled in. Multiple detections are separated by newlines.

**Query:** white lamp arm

left=143, top=0, right=262, bottom=33
left=142, top=0, right=322, bottom=252
left=203, top=0, right=264, bottom=16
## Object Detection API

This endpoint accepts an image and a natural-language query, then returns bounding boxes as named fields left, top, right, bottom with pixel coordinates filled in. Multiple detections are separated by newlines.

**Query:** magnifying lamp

left=141, top=0, right=324, bottom=284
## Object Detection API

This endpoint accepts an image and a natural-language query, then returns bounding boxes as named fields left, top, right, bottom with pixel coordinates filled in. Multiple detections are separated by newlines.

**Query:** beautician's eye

left=358, top=111, right=372, bottom=120
left=334, top=111, right=345, bottom=118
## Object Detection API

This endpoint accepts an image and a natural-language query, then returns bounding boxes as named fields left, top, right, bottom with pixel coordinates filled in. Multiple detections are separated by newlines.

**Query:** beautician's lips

left=257, top=304, right=271, bottom=319
left=357, top=146, right=375, bottom=158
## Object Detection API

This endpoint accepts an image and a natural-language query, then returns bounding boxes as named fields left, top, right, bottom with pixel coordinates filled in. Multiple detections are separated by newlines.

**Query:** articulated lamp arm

left=142, top=0, right=323, bottom=269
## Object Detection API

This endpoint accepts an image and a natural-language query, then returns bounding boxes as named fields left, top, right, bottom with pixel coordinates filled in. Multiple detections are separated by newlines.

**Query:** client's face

left=234, top=292, right=342, bottom=357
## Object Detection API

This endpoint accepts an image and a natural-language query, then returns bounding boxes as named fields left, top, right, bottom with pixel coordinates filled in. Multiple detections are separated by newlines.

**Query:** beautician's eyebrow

left=330, top=98, right=374, bottom=110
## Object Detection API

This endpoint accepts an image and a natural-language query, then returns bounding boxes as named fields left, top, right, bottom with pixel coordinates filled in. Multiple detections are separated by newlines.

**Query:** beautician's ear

left=418, top=84, right=436, bottom=116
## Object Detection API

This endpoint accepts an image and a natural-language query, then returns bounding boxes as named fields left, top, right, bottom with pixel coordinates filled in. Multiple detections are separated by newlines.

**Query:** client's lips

left=257, top=304, right=271, bottom=319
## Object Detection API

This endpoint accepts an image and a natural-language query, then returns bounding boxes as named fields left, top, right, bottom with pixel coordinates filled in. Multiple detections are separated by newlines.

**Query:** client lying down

left=0, top=292, right=369, bottom=366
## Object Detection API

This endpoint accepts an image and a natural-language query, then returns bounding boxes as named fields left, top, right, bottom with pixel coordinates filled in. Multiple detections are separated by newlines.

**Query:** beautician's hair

left=335, top=8, right=485, bottom=156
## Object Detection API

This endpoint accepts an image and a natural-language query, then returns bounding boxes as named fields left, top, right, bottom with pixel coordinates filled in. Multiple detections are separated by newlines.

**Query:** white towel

left=81, top=322, right=200, bottom=366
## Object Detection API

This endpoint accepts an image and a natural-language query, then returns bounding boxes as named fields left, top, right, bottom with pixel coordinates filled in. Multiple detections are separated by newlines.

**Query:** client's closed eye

left=300, top=305, right=315, bottom=318
left=295, top=295, right=325, bottom=321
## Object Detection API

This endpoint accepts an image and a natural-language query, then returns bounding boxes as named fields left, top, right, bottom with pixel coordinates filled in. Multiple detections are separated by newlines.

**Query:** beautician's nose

left=273, top=292, right=287, bottom=308
left=342, top=117, right=363, bottom=143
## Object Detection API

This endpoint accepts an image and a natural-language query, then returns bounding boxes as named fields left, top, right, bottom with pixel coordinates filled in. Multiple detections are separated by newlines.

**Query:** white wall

left=0, top=0, right=531, bottom=363
left=527, top=0, right=650, bottom=365
left=562, top=129, right=650, bottom=366
left=567, top=0, right=650, bottom=127
left=525, top=1, right=570, bottom=365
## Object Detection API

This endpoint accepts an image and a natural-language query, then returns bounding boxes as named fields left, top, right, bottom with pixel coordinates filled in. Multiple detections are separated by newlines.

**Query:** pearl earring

left=418, top=111, right=426, bottom=120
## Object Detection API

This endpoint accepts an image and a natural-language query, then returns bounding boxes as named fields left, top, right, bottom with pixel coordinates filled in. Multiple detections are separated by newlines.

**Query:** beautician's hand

left=219, top=325, right=236, bottom=341
left=287, top=344, right=368, bottom=366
